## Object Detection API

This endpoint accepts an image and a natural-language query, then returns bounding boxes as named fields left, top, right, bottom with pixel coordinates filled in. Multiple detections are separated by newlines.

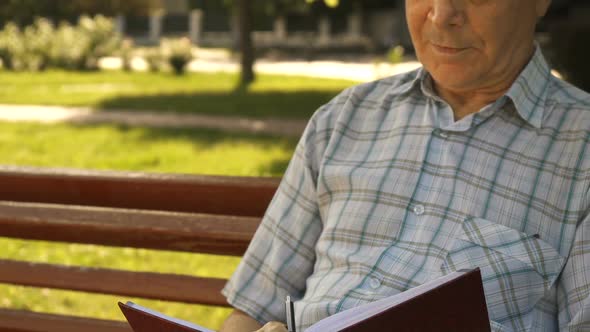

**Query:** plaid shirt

left=222, top=48, right=590, bottom=331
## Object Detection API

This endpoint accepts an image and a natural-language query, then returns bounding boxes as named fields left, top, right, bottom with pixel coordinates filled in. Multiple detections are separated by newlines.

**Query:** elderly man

left=220, top=0, right=590, bottom=330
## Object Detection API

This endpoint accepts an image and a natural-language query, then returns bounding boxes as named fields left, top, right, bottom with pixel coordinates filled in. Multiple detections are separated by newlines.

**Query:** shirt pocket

left=442, top=217, right=565, bottom=330
left=319, top=165, right=406, bottom=246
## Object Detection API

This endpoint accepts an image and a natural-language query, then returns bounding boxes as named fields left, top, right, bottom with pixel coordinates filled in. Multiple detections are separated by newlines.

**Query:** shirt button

left=413, top=205, right=425, bottom=215
left=369, top=276, right=381, bottom=289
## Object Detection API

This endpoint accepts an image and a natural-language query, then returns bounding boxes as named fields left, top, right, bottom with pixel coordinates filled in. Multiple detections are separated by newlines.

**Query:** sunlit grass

left=0, top=121, right=295, bottom=176
left=0, top=70, right=357, bottom=119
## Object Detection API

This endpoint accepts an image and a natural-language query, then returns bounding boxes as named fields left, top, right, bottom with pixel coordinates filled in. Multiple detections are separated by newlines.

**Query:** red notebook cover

left=118, top=301, right=213, bottom=332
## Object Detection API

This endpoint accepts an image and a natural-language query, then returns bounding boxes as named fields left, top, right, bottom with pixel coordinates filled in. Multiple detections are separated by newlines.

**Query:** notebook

left=118, top=268, right=490, bottom=332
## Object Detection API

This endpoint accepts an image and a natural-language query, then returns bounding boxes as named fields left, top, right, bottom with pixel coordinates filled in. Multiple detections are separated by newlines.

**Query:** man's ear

left=536, top=0, right=552, bottom=18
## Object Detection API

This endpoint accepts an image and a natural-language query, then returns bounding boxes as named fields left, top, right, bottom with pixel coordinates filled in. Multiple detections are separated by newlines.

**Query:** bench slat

left=0, top=308, right=131, bottom=332
left=0, top=201, right=259, bottom=256
left=0, top=259, right=230, bottom=307
left=0, top=167, right=270, bottom=329
left=0, top=166, right=279, bottom=217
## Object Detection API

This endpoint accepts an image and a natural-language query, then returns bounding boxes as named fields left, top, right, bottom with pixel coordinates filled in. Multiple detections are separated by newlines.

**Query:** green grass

left=0, top=121, right=295, bottom=176
left=0, top=120, right=298, bottom=329
left=0, top=70, right=357, bottom=119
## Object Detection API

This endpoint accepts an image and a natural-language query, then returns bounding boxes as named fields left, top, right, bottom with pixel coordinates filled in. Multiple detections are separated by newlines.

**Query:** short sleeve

left=557, top=211, right=590, bottom=330
left=222, top=108, right=327, bottom=324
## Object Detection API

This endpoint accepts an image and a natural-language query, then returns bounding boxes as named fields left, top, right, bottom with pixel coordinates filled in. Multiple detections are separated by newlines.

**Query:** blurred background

left=0, top=0, right=588, bottom=330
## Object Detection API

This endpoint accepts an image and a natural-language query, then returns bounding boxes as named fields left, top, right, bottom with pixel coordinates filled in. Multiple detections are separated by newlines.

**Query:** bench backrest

left=0, top=166, right=280, bottom=332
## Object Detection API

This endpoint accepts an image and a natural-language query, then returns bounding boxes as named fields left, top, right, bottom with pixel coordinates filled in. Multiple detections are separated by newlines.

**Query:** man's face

left=406, top=0, right=550, bottom=93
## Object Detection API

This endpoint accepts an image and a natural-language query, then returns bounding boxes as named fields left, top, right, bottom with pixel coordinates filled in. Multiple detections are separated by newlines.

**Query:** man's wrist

left=219, top=309, right=263, bottom=332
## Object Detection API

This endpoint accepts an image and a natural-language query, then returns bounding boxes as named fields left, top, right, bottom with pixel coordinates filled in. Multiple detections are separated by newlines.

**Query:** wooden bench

left=0, top=166, right=280, bottom=332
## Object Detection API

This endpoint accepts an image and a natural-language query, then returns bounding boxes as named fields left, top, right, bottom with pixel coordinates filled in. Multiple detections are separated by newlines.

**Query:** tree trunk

left=237, top=0, right=255, bottom=86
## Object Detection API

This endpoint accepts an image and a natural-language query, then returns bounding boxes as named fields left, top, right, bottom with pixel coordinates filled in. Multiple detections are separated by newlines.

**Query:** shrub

left=119, top=38, right=135, bottom=71
left=387, top=45, right=405, bottom=65
left=0, top=15, right=121, bottom=72
left=161, top=37, right=194, bottom=75
left=22, top=18, right=54, bottom=71
left=142, top=47, right=163, bottom=72
left=0, top=23, right=24, bottom=70
left=49, top=22, right=91, bottom=70
left=76, top=15, right=121, bottom=70
left=0, top=18, right=54, bottom=71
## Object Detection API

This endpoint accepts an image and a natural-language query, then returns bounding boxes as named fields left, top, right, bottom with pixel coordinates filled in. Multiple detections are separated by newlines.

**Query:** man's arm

left=219, top=310, right=263, bottom=332
left=557, top=212, right=590, bottom=330
left=220, top=94, right=341, bottom=326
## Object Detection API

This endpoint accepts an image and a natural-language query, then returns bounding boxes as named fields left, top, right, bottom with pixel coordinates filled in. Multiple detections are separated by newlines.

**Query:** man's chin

left=429, top=67, right=482, bottom=92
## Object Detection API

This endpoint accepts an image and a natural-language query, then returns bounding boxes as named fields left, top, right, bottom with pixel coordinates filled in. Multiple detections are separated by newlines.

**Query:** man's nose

left=428, top=0, right=465, bottom=28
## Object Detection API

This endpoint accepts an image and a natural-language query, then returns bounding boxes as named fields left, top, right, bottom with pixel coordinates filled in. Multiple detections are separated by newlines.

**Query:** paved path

left=101, top=49, right=422, bottom=82
left=0, top=104, right=308, bottom=137
left=1, top=57, right=422, bottom=137
left=187, top=59, right=422, bottom=82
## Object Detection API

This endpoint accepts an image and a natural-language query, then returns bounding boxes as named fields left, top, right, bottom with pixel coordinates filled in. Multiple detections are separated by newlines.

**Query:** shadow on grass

left=96, top=90, right=342, bottom=120
left=89, top=123, right=297, bottom=176
left=114, top=122, right=291, bottom=143
left=260, top=158, right=292, bottom=176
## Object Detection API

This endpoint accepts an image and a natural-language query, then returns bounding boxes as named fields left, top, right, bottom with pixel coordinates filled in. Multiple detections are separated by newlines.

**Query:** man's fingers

left=253, top=321, right=288, bottom=332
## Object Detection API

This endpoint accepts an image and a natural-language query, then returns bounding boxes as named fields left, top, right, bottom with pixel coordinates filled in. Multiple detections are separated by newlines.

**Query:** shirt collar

left=504, top=46, right=552, bottom=129
left=413, top=45, right=552, bottom=129
left=388, top=67, right=427, bottom=96
left=418, top=68, right=440, bottom=101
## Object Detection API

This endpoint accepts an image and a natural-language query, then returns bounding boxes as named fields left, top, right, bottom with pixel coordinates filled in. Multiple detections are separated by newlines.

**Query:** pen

left=285, top=295, right=296, bottom=332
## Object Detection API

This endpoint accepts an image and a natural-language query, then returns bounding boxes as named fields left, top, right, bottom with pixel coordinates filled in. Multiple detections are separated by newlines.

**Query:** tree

left=0, top=0, right=54, bottom=25
left=69, top=0, right=163, bottom=16
left=0, top=0, right=162, bottom=24
left=228, top=0, right=340, bottom=87
left=237, top=0, right=254, bottom=86
left=230, top=0, right=313, bottom=87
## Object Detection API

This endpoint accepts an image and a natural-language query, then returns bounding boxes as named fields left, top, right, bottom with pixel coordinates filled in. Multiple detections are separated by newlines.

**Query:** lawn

left=0, top=121, right=296, bottom=176
left=0, top=70, right=357, bottom=119
left=0, top=120, right=298, bottom=330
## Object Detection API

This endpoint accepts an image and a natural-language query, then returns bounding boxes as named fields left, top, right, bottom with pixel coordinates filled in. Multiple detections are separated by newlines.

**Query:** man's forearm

left=220, top=309, right=263, bottom=332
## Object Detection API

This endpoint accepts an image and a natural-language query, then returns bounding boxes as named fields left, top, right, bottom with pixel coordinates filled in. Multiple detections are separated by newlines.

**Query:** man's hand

left=254, top=321, right=288, bottom=332
left=219, top=310, right=262, bottom=332
left=220, top=309, right=289, bottom=332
